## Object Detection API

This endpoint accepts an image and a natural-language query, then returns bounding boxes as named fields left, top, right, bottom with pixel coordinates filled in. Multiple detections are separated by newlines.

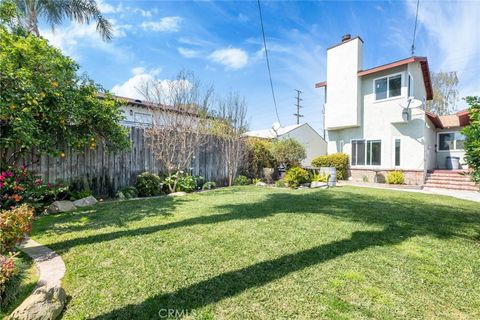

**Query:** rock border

left=8, top=237, right=66, bottom=320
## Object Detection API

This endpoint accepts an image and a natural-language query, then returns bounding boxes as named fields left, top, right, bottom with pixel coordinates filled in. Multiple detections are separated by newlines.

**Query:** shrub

left=233, top=175, right=251, bottom=186
left=386, top=171, right=404, bottom=184
left=311, top=153, right=349, bottom=180
left=284, top=167, right=310, bottom=189
left=275, top=179, right=286, bottom=188
left=163, top=172, right=199, bottom=193
left=202, top=181, right=216, bottom=190
left=135, top=172, right=162, bottom=197
left=68, top=177, right=92, bottom=200
left=312, top=172, right=330, bottom=183
left=0, top=205, right=34, bottom=254
left=244, top=138, right=276, bottom=178
left=0, top=253, right=17, bottom=306
left=115, top=187, right=138, bottom=200
left=270, top=138, right=306, bottom=169
left=252, top=178, right=262, bottom=185
left=462, top=96, right=480, bottom=182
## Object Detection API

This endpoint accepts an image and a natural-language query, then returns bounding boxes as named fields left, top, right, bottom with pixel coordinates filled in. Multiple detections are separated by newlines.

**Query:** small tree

left=426, top=71, right=459, bottom=115
left=0, top=18, right=129, bottom=168
left=211, top=92, right=248, bottom=186
left=139, top=71, right=213, bottom=192
left=244, top=137, right=276, bottom=178
left=270, top=138, right=306, bottom=169
left=462, top=96, right=480, bottom=182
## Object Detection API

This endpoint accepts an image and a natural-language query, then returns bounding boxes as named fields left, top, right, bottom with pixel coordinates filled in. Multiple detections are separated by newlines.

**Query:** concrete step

left=426, top=176, right=474, bottom=183
left=424, top=179, right=478, bottom=187
left=424, top=183, right=479, bottom=191
left=426, top=174, right=471, bottom=181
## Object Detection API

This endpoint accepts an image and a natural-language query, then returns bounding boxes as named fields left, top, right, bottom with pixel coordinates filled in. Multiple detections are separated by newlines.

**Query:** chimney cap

left=342, top=34, right=351, bottom=42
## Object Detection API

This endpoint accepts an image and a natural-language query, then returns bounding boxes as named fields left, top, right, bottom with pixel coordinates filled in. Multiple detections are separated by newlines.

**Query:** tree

left=244, top=137, right=276, bottom=179
left=426, top=71, right=459, bottom=115
left=270, top=138, right=306, bottom=169
left=211, top=92, right=248, bottom=186
left=0, top=19, right=129, bottom=167
left=462, top=96, right=480, bottom=182
left=14, top=0, right=113, bottom=40
left=139, top=71, right=213, bottom=193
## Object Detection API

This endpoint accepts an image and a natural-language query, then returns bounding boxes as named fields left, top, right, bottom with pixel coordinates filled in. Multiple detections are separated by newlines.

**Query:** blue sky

left=41, top=0, right=480, bottom=132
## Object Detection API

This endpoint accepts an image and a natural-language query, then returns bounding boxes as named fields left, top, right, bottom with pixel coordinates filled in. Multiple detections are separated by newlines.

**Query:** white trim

left=373, top=72, right=405, bottom=102
left=437, top=131, right=465, bottom=152
left=407, top=72, right=413, bottom=98
left=393, top=137, right=402, bottom=168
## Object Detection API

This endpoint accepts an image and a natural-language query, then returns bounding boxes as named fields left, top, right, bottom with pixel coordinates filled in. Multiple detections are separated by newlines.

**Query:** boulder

left=311, top=182, right=328, bottom=189
left=256, top=182, right=267, bottom=187
left=73, top=195, right=98, bottom=207
left=168, top=192, right=187, bottom=197
left=47, top=201, right=76, bottom=214
left=8, top=286, right=66, bottom=320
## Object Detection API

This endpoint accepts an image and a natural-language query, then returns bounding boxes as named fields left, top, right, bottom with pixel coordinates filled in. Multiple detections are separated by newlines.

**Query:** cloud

left=208, top=48, right=249, bottom=70
left=177, top=47, right=199, bottom=58
left=406, top=0, right=480, bottom=101
left=141, top=16, right=182, bottom=32
left=112, top=73, right=154, bottom=100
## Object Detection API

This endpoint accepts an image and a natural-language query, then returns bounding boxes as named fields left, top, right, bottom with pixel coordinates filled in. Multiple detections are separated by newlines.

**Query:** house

left=245, top=123, right=327, bottom=166
left=315, top=34, right=474, bottom=189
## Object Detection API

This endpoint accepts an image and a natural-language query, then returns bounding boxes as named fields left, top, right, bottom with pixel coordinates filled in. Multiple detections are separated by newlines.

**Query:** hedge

left=311, top=153, right=349, bottom=180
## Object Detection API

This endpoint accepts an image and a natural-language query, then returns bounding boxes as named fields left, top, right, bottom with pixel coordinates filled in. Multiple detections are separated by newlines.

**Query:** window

left=352, top=139, right=381, bottom=166
left=374, top=74, right=402, bottom=101
left=134, top=112, right=153, bottom=125
left=438, top=132, right=465, bottom=151
left=407, top=74, right=413, bottom=97
left=394, top=138, right=401, bottom=166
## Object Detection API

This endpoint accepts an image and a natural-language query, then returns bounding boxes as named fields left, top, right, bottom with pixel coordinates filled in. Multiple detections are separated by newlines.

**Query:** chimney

left=341, top=34, right=351, bottom=43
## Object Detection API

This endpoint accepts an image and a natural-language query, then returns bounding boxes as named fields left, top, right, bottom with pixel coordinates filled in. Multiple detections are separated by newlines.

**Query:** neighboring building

left=315, top=34, right=473, bottom=188
left=245, top=123, right=327, bottom=166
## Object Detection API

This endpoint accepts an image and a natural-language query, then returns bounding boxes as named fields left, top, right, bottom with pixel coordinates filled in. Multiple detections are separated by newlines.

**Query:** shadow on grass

left=41, top=188, right=479, bottom=319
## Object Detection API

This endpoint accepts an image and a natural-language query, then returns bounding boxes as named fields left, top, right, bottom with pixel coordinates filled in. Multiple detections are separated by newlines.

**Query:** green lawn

left=31, top=186, right=480, bottom=319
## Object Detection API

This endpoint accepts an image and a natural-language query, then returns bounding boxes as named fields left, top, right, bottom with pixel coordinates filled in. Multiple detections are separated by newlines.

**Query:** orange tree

left=0, top=2, right=129, bottom=167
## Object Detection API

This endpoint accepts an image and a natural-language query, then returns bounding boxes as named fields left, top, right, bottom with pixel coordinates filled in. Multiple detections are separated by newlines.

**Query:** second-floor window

left=374, top=74, right=402, bottom=101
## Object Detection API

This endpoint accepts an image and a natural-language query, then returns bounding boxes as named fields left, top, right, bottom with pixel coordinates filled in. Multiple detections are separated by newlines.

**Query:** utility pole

left=293, top=89, right=303, bottom=124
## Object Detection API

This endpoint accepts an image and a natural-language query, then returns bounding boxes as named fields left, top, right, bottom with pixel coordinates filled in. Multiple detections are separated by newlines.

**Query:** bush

left=386, top=171, right=404, bottom=184
left=244, top=138, right=276, bottom=178
left=311, top=153, right=349, bottom=180
left=233, top=175, right=251, bottom=186
left=135, top=172, right=162, bottom=197
left=68, top=177, right=92, bottom=200
left=115, top=186, right=138, bottom=200
left=275, top=179, right=286, bottom=188
left=270, top=138, right=306, bottom=169
left=284, top=167, right=310, bottom=188
left=0, top=205, right=34, bottom=253
left=163, top=172, right=199, bottom=193
left=202, top=181, right=216, bottom=190
left=252, top=178, right=262, bottom=185
left=0, top=253, right=16, bottom=306
left=311, top=172, right=330, bottom=183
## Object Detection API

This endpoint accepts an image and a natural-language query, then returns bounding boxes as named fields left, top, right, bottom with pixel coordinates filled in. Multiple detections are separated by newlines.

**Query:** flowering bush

left=0, top=204, right=34, bottom=253
left=0, top=253, right=17, bottom=305
left=0, top=167, right=68, bottom=210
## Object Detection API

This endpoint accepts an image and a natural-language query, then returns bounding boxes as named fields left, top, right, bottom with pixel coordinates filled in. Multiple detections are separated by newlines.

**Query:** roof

left=426, top=109, right=470, bottom=129
left=315, top=56, right=434, bottom=100
left=245, top=123, right=308, bottom=139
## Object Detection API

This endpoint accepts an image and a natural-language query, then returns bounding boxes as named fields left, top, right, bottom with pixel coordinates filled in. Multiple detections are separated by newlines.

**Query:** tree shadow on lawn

left=40, top=188, right=480, bottom=319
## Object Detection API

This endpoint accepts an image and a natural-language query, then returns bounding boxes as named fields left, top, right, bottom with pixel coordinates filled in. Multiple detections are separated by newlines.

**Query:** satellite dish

left=271, top=122, right=281, bottom=138
left=399, top=97, right=423, bottom=109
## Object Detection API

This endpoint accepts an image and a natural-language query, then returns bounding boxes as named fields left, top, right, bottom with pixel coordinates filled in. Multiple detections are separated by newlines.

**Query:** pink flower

left=0, top=175, right=4, bottom=181
left=35, top=179, right=43, bottom=185
left=47, top=183, right=52, bottom=188
left=6, top=171, right=13, bottom=177
left=0, top=182, right=4, bottom=188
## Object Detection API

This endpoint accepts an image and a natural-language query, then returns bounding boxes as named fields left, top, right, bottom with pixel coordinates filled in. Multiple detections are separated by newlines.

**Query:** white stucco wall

left=324, top=38, right=363, bottom=129
left=327, top=63, right=430, bottom=171
left=280, top=124, right=327, bottom=166
left=424, top=117, right=437, bottom=171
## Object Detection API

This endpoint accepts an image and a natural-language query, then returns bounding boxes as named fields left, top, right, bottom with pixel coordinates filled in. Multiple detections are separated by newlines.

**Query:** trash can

left=446, top=156, right=460, bottom=170
left=321, top=167, right=337, bottom=187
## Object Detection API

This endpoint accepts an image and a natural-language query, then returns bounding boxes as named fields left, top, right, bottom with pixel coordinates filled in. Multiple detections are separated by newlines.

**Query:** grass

left=0, top=252, right=38, bottom=318
left=30, top=186, right=480, bottom=319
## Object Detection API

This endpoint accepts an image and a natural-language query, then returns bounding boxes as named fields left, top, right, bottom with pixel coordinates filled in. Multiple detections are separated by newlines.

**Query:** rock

left=256, top=182, right=267, bottom=187
left=8, top=286, right=66, bottom=320
left=301, top=183, right=311, bottom=188
left=73, top=195, right=98, bottom=207
left=168, top=191, right=187, bottom=197
left=47, top=201, right=76, bottom=214
left=311, top=182, right=328, bottom=189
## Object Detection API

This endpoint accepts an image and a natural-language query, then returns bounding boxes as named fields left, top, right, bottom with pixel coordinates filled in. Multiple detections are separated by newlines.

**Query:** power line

left=411, top=0, right=420, bottom=56
left=257, top=0, right=280, bottom=124
left=293, top=89, right=303, bottom=124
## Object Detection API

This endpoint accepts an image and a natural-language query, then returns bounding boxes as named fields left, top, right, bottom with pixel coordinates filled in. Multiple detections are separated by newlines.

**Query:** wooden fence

left=5, top=128, right=228, bottom=196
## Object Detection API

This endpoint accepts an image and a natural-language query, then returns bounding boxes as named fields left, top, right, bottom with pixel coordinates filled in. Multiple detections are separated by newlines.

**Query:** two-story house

left=315, top=35, right=475, bottom=190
